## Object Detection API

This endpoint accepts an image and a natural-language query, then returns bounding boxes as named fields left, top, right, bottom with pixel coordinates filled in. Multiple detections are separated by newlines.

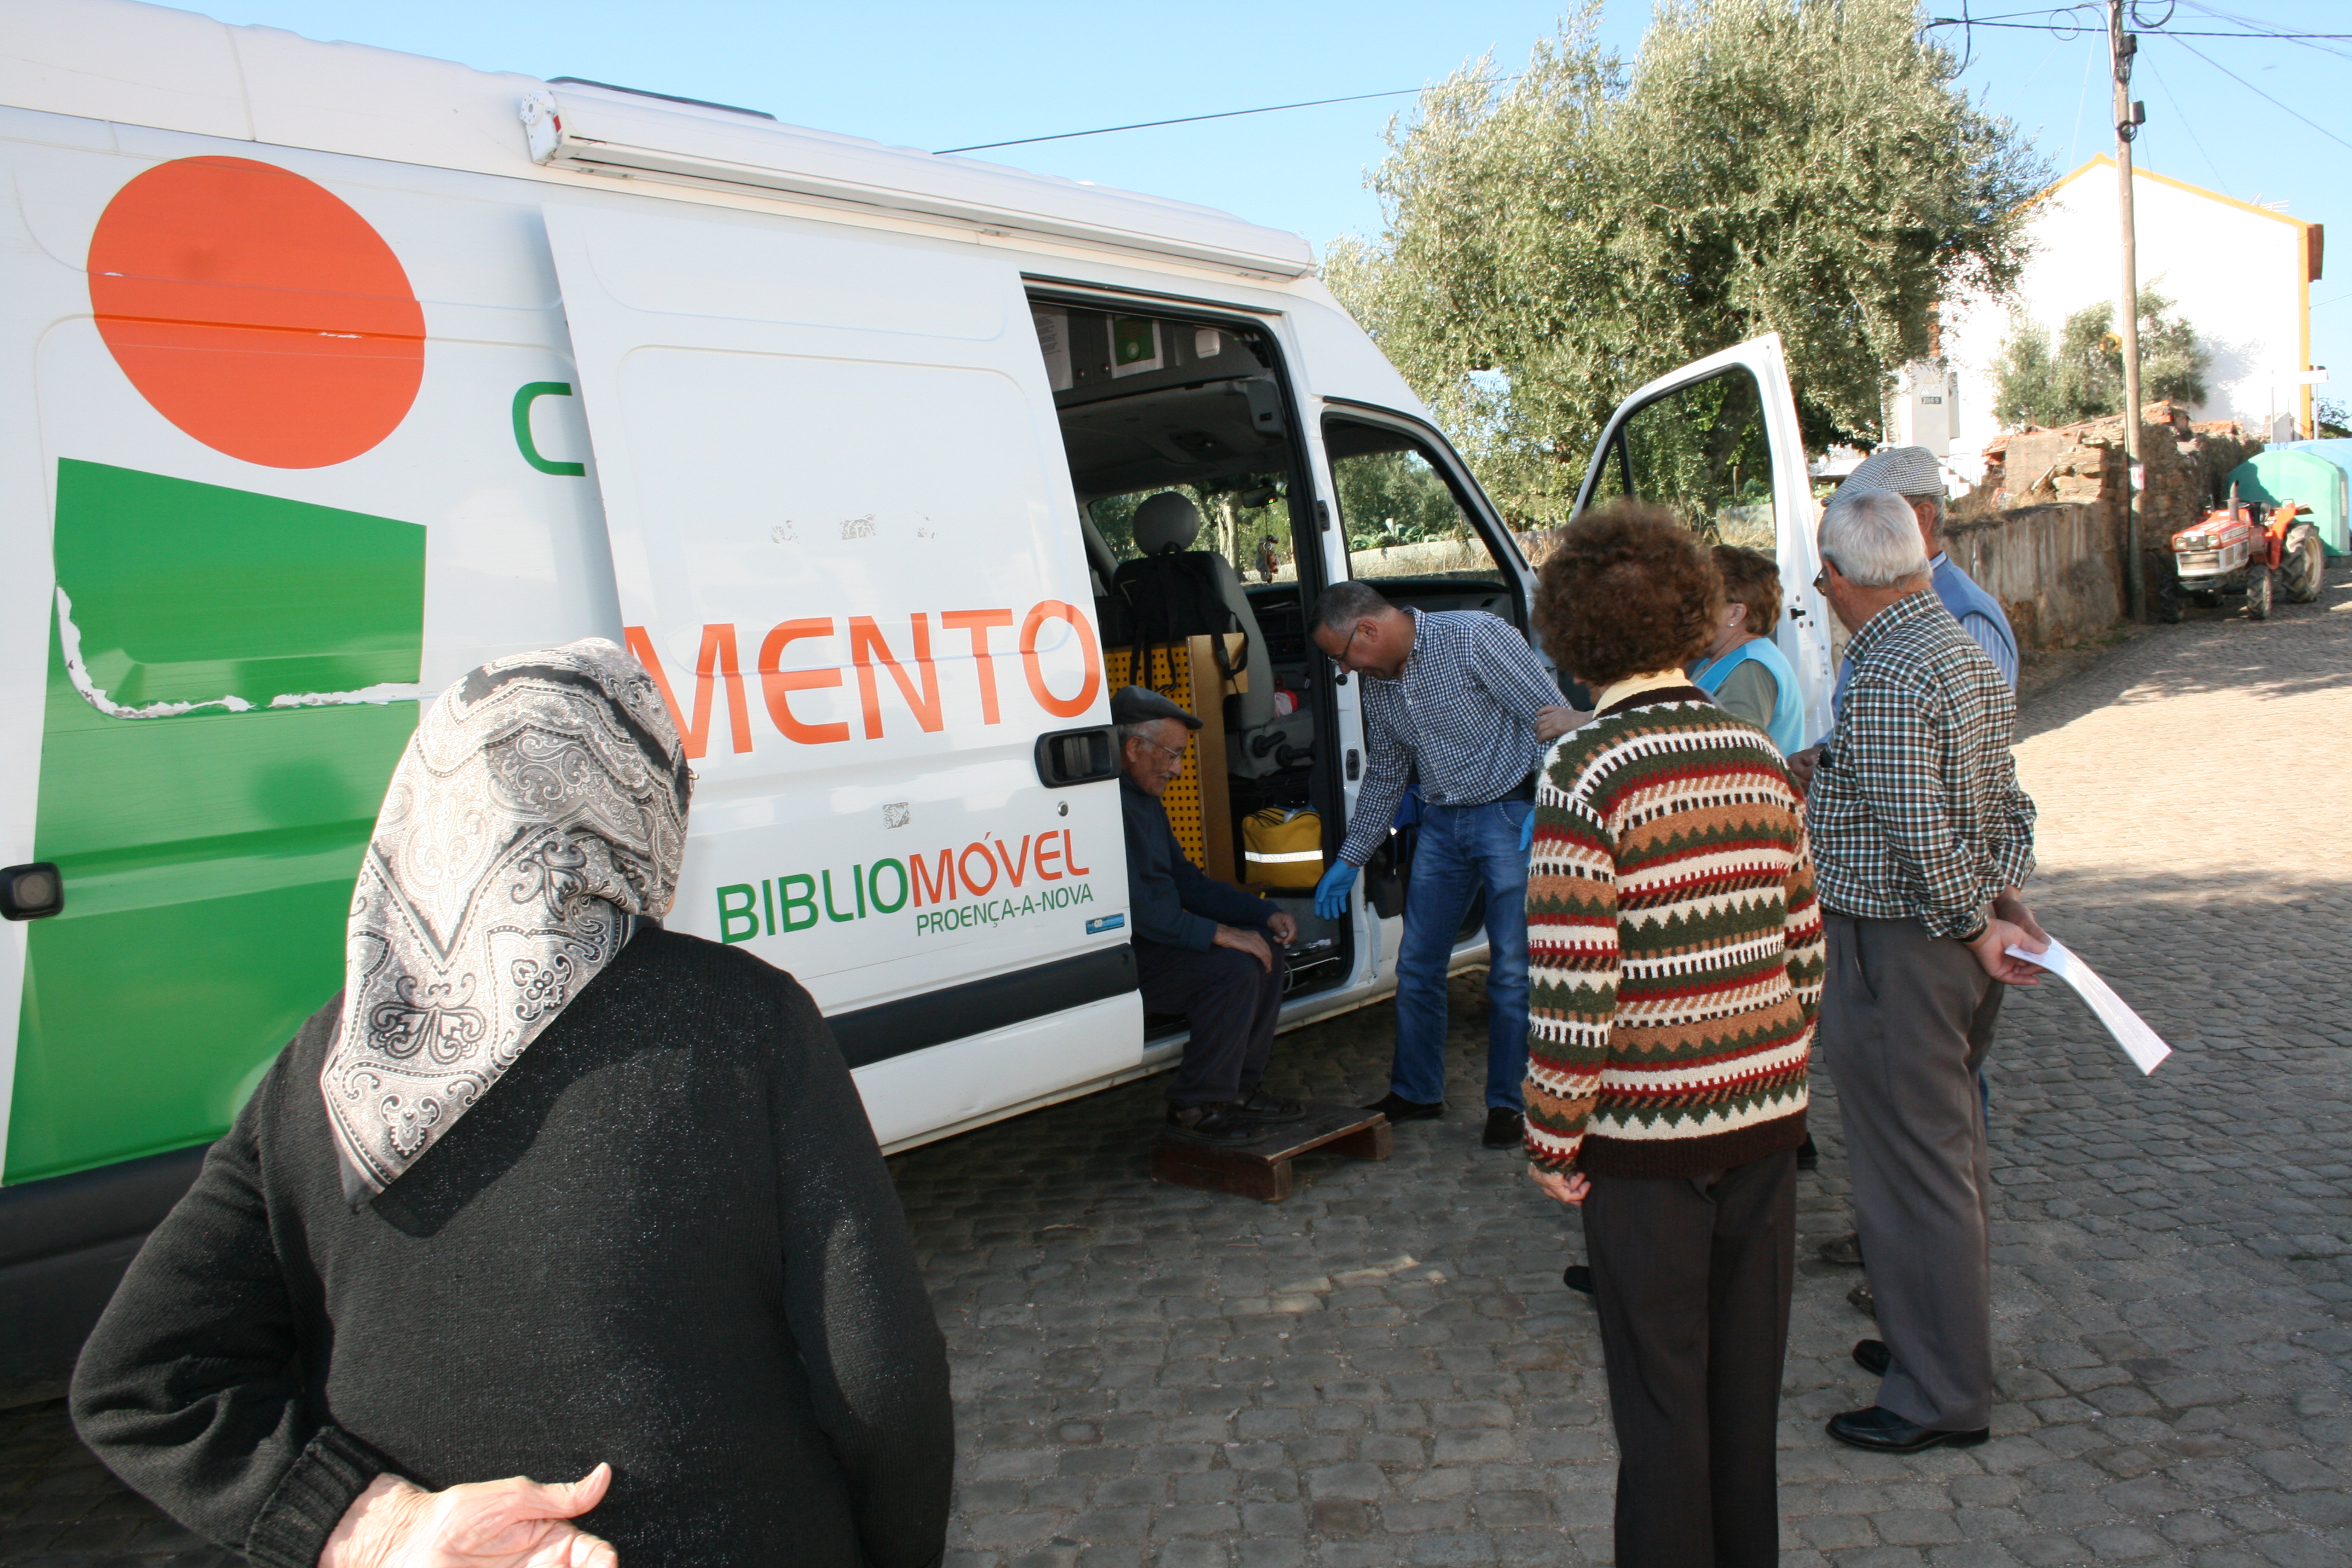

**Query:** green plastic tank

left=2226, top=443, right=2352, bottom=555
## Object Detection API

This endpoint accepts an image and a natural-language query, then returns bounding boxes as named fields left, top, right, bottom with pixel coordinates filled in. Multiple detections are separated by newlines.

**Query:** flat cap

left=1839, top=445, right=1947, bottom=499
left=1109, top=684, right=1203, bottom=730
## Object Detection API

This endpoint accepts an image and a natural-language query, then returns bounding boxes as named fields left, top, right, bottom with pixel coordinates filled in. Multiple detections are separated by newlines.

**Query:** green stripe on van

left=5, top=463, right=423, bottom=1184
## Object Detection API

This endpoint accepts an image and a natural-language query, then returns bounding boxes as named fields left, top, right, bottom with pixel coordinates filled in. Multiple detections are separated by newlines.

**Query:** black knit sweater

left=70, top=927, right=953, bottom=1568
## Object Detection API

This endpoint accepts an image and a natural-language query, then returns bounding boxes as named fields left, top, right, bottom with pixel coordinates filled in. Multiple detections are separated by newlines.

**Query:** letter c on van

left=511, top=382, right=586, bottom=477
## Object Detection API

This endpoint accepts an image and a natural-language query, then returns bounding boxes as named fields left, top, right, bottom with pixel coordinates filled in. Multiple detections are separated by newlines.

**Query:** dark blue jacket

left=1121, top=774, right=1278, bottom=949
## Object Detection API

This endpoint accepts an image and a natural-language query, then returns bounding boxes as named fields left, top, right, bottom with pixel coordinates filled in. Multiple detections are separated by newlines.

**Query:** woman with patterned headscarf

left=71, top=640, right=953, bottom=1568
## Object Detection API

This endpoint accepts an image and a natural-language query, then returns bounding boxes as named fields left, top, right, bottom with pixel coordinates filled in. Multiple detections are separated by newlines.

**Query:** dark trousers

left=1583, top=1149, right=1797, bottom=1568
left=1820, top=913, right=2004, bottom=1430
left=1136, top=940, right=1282, bottom=1107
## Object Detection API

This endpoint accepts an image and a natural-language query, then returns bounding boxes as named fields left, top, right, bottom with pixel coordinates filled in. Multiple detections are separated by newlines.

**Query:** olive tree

left=1327, top=0, right=2045, bottom=524
left=1991, top=288, right=2212, bottom=429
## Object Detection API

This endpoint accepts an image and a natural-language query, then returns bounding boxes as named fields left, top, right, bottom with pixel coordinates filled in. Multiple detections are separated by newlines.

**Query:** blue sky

left=203, top=0, right=2348, bottom=403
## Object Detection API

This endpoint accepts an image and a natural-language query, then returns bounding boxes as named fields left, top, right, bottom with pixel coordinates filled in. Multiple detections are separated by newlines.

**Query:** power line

left=1926, top=11, right=2352, bottom=38
left=2167, top=35, right=2352, bottom=152
left=936, top=79, right=1516, bottom=155
left=2140, top=49, right=2231, bottom=195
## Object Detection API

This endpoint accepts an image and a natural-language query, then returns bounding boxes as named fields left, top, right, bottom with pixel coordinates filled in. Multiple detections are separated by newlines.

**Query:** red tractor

left=2160, top=488, right=2324, bottom=622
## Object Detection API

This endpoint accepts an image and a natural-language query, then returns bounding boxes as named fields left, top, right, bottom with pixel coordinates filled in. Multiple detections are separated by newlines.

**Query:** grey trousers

left=1821, top=913, right=2006, bottom=1431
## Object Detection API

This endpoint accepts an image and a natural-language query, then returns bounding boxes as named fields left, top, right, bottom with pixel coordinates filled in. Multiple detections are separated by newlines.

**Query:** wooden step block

left=1152, top=1102, right=1393, bottom=1202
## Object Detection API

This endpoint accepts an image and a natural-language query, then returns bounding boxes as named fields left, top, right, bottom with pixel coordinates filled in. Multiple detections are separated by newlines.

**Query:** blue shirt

left=1820, top=553, right=2017, bottom=742
left=1342, top=609, right=1563, bottom=866
left=1691, top=635, right=1808, bottom=754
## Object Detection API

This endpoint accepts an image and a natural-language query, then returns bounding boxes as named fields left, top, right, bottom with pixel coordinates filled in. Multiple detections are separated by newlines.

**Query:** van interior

left=1031, top=296, right=1533, bottom=1021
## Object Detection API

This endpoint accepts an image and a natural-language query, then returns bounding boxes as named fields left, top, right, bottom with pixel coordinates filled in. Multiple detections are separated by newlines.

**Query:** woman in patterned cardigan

left=1523, top=505, right=1825, bottom=1568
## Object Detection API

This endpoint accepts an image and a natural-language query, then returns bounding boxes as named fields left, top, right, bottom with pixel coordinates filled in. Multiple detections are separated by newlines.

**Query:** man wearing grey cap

left=1792, top=446, right=2017, bottom=795
left=1112, top=685, right=1304, bottom=1144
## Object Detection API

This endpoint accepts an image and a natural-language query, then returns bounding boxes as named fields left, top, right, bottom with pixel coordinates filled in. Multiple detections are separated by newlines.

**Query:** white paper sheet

left=2004, top=937, right=2171, bottom=1074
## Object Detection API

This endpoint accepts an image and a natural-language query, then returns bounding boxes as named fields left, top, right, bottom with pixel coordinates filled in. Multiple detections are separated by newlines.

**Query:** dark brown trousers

left=1583, top=1148, right=1797, bottom=1568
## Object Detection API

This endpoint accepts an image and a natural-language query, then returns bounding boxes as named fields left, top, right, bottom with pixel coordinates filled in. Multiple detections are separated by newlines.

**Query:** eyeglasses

left=1325, top=621, right=1366, bottom=671
left=1134, top=733, right=1191, bottom=763
left=1813, top=556, right=1841, bottom=594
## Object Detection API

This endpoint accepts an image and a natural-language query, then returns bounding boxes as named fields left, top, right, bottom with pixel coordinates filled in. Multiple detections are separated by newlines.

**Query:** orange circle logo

left=87, top=156, right=425, bottom=469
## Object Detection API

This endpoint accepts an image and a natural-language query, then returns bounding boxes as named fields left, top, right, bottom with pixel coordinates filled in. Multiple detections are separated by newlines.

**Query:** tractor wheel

left=2248, top=566, right=2273, bottom=621
left=2282, top=525, right=2324, bottom=603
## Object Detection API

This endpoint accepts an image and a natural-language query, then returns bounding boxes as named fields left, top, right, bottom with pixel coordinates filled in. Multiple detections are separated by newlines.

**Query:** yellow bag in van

left=1244, top=808, right=1324, bottom=889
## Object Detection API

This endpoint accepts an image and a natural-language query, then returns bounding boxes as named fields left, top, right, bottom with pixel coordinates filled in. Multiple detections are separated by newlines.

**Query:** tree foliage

left=1991, top=288, right=2213, bottom=429
left=1325, top=0, right=2045, bottom=525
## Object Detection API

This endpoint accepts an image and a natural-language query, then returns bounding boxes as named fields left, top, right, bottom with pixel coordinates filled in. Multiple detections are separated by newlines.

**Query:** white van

left=0, top=0, right=1833, bottom=1374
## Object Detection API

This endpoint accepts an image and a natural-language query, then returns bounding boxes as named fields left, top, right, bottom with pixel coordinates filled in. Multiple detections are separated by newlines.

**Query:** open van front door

left=541, top=201, right=1137, bottom=1147
left=1571, top=333, right=1833, bottom=739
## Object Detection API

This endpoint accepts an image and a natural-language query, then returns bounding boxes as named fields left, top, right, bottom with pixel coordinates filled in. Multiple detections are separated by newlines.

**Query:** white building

left=1939, top=156, right=2324, bottom=482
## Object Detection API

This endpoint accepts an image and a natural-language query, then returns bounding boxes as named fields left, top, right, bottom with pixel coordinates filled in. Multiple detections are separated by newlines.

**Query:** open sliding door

left=1573, top=333, right=1833, bottom=738
left=541, top=201, right=1137, bottom=1145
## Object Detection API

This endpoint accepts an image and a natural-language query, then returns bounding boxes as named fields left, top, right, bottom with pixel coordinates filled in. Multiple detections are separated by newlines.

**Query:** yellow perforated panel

left=1107, top=642, right=1207, bottom=870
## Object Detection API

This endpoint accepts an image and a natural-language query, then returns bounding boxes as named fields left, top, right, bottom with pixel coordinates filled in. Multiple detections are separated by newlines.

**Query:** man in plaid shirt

left=1808, top=488, right=2047, bottom=1456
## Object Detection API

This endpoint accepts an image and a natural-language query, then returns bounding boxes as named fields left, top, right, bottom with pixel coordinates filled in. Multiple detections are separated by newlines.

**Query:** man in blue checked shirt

left=1308, top=580, right=1578, bottom=1151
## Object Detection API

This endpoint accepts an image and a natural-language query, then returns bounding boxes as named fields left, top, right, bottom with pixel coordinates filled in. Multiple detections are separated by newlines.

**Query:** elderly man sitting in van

left=1114, top=685, right=1306, bottom=1145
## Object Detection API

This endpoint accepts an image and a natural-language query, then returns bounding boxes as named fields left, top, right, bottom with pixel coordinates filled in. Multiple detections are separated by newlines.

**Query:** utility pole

left=2111, top=2, right=2148, bottom=619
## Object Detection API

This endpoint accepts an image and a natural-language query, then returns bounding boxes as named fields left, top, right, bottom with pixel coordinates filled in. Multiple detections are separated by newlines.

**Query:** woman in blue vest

left=1689, top=545, right=1806, bottom=754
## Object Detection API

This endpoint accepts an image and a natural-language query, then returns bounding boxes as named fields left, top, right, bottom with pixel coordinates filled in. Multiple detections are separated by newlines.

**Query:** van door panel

left=541, top=203, right=1134, bottom=1058
left=1572, top=334, right=1832, bottom=738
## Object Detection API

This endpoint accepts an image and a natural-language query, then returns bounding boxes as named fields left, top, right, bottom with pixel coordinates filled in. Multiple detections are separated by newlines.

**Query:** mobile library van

left=0, top=0, right=1835, bottom=1374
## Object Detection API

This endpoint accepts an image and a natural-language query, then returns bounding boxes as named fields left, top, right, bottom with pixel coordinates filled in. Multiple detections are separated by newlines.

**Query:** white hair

left=1819, top=489, right=1932, bottom=588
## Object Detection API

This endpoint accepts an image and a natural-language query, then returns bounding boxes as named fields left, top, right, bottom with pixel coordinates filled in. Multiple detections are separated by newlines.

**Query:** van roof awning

left=521, top=88, right=1318, bottom=280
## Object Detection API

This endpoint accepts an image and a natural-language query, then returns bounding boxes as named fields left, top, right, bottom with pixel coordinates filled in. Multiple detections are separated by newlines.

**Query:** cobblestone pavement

left=6, top=567, right=2350, bottom=1567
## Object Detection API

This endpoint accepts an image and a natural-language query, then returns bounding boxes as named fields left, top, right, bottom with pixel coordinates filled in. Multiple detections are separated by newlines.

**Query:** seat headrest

left=1133, top=492, right=1203, bottom=554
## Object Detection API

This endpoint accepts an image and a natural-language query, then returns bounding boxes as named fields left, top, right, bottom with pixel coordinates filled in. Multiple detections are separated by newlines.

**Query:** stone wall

left=1942, top=502, right=2121, bottom=650
left=1971, top=403, right=2267, bottom=641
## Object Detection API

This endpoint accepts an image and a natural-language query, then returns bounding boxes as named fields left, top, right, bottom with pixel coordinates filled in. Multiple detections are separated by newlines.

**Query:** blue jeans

left=1389, top=796, right=1532, bottom=1111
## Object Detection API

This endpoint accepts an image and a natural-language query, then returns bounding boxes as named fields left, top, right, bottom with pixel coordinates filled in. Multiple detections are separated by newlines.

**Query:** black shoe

left=1825, top=1405, right=1988, bottom=1453
left=1481, top=1108, right=1524, bottom=1149
left=1165, top=1104, right=1259, bottom=1144
left=1854, top=1339, right=1890, bottom=1377
left=1365, top=1091, right=1444, bottom=1123
left=1230, top=1091, right=1307, bottom=1123
left=1818, top=1231, right=1865, bottom=1267
left=1847, top=1279, right=1876, bottom=1317
left=1796, top=1134, right=1819, bottom=1171
left=1562, top=1264, right=1595, bottom=1296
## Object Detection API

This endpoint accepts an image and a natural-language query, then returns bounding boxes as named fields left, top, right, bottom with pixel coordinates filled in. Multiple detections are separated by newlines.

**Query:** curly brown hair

left=1711, top=545, right=1783, bottom=639
left=1532, top=504, right=1722, bottom=687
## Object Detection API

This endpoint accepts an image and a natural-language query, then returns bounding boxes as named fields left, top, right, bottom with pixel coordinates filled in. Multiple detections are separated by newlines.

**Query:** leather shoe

left=1231, top=1091, right=1307, bottom=1123
left=1825, top=1405, right=1988, bottom=1453
left=1165, top=1104, right=1259, bottom=1144
left=1481, top=1108, right=1524, bottom=1149
left=1854, top=1339, right=1890, bottom=1377
left=1561, top=1264, right=1595, bottom=1296
left=1819, top=1231, right=1864, bottom=1267
left=1365, top=1091, right=1444, bottom=1123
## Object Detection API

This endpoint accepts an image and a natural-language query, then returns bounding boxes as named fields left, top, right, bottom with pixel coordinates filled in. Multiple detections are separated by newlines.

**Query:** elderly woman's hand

left=319, top=1463, right=618, bottom=1568
left=1527, top=1165, right=1590, bottom=1207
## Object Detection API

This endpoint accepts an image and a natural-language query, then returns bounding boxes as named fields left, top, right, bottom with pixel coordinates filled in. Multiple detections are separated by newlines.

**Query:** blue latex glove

left=1519, top=808, right=1536, bottom=854
left=1314, top=861, right=1359, bottom=920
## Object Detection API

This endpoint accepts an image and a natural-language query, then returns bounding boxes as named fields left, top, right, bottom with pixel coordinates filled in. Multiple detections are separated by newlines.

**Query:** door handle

left=0, top=862, right=64, bottom=920
left=1034, top=727, right=1118, bottom=788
